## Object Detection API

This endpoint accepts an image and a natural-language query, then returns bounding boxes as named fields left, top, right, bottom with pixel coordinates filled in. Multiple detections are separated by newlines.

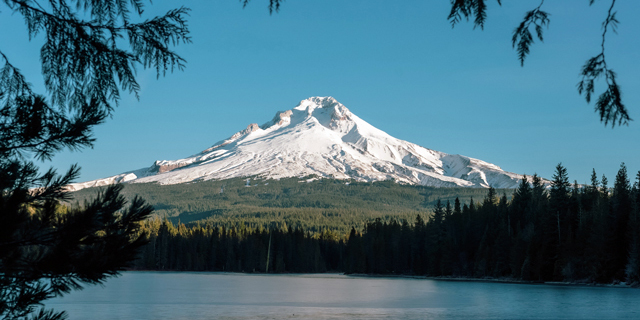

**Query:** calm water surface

left=46, top=272, right=640, bottom=319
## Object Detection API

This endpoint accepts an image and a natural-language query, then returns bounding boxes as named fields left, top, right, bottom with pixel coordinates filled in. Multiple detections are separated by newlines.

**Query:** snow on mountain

left=67, top=97, right=532, bottom=191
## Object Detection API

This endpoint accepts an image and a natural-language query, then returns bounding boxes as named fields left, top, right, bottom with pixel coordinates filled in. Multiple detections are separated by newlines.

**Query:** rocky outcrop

left=202, top=123, right=261, bottom=153
left=262, top=110, right=293, bottom=129
left=153, top=161, right=192, bottom=173
left=230, top=123, right=260, bottom=140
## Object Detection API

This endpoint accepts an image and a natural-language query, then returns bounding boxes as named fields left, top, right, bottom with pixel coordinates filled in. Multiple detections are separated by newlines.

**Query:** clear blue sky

left=2, top=0, right=639, bottom=185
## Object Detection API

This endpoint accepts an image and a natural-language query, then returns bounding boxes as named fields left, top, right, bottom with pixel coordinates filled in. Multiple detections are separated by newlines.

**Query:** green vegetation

left=71, top=177, right=514, bottom=234
left=345, top=164, right=640, bottom=283
left=0, top=0, right=190, bottom=319
left=130, top=164, right=640, bottom=285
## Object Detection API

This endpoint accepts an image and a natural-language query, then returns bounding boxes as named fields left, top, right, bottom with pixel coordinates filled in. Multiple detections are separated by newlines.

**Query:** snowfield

left=67, top=97, right=533, bottom=191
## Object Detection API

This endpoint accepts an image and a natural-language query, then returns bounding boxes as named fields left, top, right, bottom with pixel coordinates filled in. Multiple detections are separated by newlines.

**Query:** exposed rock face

left=262, top=110, right=293, bottom=128
left=201, top=123, right=261, bottom=154
left=154, top=161, right=189, bottom=174
left=230, top=123, right=260, bottom=140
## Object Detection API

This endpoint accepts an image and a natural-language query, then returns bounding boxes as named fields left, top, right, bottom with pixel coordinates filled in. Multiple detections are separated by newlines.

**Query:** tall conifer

left=611, top=163, right=632, bottom=279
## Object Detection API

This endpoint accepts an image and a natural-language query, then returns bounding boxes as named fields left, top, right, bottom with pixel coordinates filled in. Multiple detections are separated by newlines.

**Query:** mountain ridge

left=67, top=97, right=533, bottom=191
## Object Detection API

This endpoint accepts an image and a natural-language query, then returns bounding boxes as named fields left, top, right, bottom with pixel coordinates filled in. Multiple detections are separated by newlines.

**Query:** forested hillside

left=70, top=177, right=512, bottom=233
left=128, top=164, right=640, bottom=285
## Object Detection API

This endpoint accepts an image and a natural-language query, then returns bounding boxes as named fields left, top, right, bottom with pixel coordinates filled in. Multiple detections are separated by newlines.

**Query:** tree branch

left=577, top=0, right=629, bottom=127
left=511, top=0, right=548, bottom=66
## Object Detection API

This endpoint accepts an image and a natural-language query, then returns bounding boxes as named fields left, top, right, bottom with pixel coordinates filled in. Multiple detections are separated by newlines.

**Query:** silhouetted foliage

left=241, top=0, right=284, bottom=14
left=448, top=0, right=498, bottom=30
left=511, top=4, right=549, bottom=66
left=449, top=0, right=630, bottom=127
left=0, top=0, right=190, bottom=319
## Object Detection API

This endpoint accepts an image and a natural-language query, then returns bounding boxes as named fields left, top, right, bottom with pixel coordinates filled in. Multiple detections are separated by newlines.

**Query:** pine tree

left=412, top=214, right=427, bottom=274
left=546, top=164, right=571, bottom=279
left=601, top=175, right=609, bottom=195
left=610, top=163, right=632, bottom=280
left=626, top=171, right=640, bottom=283
left=0, top=1, right=190, bottom=319
left=550, top=163, right=571, bottom=245
left=511, top=175, right=532, bottom=235
left=484, top=186, right=497, bottom=206
left=493, top=194, right=511, bottom=277
left=428, top=200, right=445, bottom=275
left=584, top=173, right=613, bottom=282
left=454, top=197, right=462, bottom=216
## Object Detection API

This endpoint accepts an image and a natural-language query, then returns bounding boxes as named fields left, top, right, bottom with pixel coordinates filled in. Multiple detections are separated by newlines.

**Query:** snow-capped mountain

left=68, top=97, right=531, bottom=191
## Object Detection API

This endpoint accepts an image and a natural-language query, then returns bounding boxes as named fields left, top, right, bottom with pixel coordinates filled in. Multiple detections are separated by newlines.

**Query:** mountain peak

left=259, top=96, right=353, bottom=132
left=294, top=96, right=341, bottom=112
left=67, top=97, right=536, bottom=191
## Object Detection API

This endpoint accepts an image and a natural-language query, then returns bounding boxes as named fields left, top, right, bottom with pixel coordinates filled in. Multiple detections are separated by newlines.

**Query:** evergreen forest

left=71, top=177, right=510, bottom=234
left=116, top=164, right=640, bottom=285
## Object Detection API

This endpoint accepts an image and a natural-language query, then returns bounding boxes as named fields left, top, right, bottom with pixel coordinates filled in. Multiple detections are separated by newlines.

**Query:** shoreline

left=346, top=273, right=637, bottom=288
left=126, top=269, right=637, bottom=288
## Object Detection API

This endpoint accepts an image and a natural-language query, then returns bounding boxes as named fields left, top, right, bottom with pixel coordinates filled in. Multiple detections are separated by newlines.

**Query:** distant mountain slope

left=69, top=177, right=512, bottom=232
left=68, top=97, right=532, bottom=191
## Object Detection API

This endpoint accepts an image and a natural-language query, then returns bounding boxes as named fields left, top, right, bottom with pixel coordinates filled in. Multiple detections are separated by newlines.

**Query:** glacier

left=67, top=97, right=533, bottom=191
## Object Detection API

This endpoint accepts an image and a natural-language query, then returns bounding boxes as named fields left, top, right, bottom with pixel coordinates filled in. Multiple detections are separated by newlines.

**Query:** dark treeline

left=133, top=221, right=344, bottom=273
left=347, top=163, right=640, bottom=284
left=132, top=163, right=640, bottom=284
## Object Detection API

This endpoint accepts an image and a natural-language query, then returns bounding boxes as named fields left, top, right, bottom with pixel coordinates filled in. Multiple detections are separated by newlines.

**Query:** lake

left=46, top=272, right=640, bottom=319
